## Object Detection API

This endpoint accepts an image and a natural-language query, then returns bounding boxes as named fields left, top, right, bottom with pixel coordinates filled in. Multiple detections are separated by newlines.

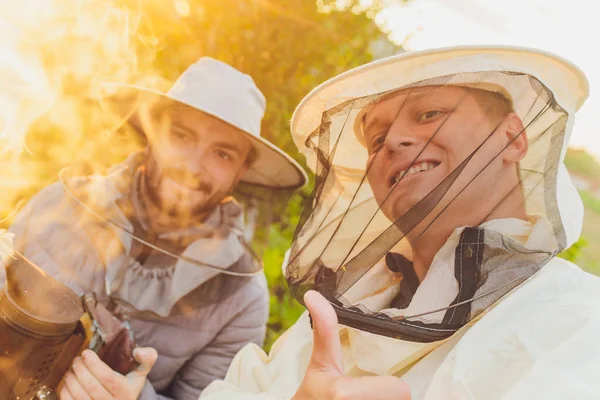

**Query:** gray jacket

left=0, top=162, right=269, bottom=400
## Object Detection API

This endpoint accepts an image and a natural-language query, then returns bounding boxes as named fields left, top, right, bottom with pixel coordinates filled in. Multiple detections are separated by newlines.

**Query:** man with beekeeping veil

left=198, top=46, right=600, bottom=400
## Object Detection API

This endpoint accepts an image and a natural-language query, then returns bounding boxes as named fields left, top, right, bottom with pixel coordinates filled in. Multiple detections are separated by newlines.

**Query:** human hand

left=59, top=347, right=157, bottom=400
left=292, top=291, right=411, bottom=400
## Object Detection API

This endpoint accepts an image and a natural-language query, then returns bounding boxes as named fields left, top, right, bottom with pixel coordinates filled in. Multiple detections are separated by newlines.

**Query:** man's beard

left=142, top=155, right=221, bottom=220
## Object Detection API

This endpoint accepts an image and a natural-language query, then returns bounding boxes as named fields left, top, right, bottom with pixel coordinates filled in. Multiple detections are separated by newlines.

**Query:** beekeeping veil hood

left=285, top=46, right=588, bottom=342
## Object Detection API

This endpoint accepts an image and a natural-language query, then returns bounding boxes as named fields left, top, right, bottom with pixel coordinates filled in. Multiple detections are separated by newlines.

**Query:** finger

left=59, top=384, right=74, bottom=400
left=335, top=376, right=412, bottom=400
left=81, top=350, right=124, bottom=396
left=62, top=371, right=91, bottom=400
left=128, top=347, right=158, bottom=380
left=304, top=290, right=343, bottom=374
left=72, top=356, right=113, bottom=400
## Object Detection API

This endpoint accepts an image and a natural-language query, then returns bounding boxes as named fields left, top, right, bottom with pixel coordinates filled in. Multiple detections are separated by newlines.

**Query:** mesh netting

left=286, top=70, right=568, bottom=342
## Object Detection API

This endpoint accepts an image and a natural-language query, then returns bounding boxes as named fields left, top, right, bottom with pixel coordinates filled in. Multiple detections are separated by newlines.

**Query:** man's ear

left=502, top=113, right=528, bottom=164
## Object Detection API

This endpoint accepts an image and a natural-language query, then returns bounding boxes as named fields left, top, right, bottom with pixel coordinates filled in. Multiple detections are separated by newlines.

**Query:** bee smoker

left=0, top=253, right=86, bottom=400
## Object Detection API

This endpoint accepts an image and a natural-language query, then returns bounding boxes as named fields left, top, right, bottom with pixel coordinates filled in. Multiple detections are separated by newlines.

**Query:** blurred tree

left=1, top=0, right=400, bottom=349
left=564, top=148, right=600, bottom=185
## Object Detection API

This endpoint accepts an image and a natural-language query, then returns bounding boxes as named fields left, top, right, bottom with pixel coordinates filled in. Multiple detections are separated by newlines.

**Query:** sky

left=379, top=0, right=600, bottom=160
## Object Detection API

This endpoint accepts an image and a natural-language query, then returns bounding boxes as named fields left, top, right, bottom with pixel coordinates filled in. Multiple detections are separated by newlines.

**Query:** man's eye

left=171, top=129, right=192, bottom=140
left=370, top=133, right=387, bottom=151
left=417, top=110, right=443, bottom=122
left=216, top=150, right=232, bottom=161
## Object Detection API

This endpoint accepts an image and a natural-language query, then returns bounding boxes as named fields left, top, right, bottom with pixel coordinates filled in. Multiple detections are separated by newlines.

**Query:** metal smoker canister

left=0, top=253, right=85, bottom=399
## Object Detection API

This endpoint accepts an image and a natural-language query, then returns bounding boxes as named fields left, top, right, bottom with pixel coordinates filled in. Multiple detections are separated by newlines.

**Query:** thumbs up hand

left=292, top=291, right=411, bottom=400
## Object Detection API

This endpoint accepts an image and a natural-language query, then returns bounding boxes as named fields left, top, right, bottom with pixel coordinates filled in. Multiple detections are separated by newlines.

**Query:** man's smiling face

left=143, top=105, right=253, bottom=218
left=363, top=85, right=525, bottom=227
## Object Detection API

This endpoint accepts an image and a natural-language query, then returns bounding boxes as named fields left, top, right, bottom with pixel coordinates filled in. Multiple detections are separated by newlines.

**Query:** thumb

left=128, top=347, right=158, bottom=380
left=304, top=290, right=343, bottom=375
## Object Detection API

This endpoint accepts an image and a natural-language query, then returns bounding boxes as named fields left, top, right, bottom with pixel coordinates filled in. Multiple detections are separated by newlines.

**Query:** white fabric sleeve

left=200, top=313, right=315, bottom=400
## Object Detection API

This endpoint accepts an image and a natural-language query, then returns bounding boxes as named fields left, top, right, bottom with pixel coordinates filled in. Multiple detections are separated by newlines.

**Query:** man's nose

left=180, top=146, right=207, bottom=175
left=383, top=129, right=418, bottom=154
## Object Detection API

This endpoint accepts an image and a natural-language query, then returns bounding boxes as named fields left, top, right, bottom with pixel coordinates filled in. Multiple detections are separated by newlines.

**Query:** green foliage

left=560, top=149, right=600, bottom=275
left=581, top=190, right=600, bottom=215
left=564, top=148, right=600, bottom=184
left=558, top=236, right=588, bottom=262
left=574, top=190, right=600, bottom=276
left=262, top=224, right=306, bottom=350
left=557, top=189, right=600, bottom=276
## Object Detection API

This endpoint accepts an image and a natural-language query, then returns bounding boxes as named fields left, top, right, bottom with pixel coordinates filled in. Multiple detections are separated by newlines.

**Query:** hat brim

left=291, top=45, right=589, bottom=171
left=101, top=83, right=308, bottom=190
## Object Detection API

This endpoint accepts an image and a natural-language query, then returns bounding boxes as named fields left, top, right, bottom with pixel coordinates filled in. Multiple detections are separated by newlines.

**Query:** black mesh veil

left=286, top=54, right=585, bottom=342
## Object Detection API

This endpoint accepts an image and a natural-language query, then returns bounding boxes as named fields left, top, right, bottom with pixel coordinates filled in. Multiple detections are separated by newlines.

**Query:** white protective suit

left=200, top=47, right=600, bottom=400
